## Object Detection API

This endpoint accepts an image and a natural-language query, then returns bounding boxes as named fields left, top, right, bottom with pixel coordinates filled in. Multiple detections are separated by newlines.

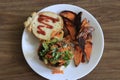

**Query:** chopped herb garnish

left=38, top=39, right=73, bottom=67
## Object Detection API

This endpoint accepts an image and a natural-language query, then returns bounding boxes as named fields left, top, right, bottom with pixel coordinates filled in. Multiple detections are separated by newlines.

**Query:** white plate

left=22, top=4, right=104, bottom=80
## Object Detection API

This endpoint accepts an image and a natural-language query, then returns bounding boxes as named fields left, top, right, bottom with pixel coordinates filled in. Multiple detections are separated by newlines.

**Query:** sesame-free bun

left=24, top=11, right=64, bottom=40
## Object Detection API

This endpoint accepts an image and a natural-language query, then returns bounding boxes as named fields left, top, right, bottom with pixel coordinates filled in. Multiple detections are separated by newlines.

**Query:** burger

left=24, top=11, right=73, bottom=74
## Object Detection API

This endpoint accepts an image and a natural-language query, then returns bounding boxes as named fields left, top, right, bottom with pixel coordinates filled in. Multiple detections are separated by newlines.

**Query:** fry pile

left=60, top=10, right=94, bottom=66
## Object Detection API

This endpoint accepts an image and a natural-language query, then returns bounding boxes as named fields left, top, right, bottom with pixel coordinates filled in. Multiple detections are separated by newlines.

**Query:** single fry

left=84, top=41, right=92, bottom=61
left=73, top=45, right=82, bottom=66
left=81, top=18, right=90, bottom=27
left=63, top=17, right=76, bottom=40
left=60, top=10, right=77, bottom=22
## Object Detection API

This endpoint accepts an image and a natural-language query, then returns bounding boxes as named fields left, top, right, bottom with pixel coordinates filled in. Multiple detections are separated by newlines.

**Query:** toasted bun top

left=24, top=11, right=64, bottom=40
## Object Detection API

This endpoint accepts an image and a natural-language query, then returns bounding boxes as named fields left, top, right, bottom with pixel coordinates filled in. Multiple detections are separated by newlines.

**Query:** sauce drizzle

left=37, top=25, right=46, bottom=35
left=37, top=14, right=59, bottom=35
left=39, top=14, right=59, bottom=23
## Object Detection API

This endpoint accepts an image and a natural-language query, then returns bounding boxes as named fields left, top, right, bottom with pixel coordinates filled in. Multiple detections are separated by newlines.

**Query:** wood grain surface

left=0, top=0, right=120, bottom=80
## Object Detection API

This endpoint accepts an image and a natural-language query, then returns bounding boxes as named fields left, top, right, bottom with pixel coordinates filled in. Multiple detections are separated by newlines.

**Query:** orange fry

left=73, top=45, right=82, bottom=67
left=81, top=18, right=90, bottom=27
left=84, top=41, right=92, bottom=61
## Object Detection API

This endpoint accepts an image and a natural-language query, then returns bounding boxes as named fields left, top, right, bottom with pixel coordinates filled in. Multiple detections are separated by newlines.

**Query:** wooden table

left=0, top=0, right=120, bottom=80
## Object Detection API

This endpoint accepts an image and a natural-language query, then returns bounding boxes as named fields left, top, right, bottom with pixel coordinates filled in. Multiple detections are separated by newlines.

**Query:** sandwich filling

left=38, top=38, right=73, bottom=68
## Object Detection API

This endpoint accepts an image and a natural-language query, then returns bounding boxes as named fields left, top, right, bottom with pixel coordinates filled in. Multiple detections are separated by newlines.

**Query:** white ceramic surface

left=22, top=4, right=104, bottom=80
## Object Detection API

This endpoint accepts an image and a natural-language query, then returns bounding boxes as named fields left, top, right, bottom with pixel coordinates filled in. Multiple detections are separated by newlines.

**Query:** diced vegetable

left=42, top=42, right=49, bottom=50
left=64, top=60, right=70, bottom=67
left=39, top=49, right=47, bottom=56
left=51, top=30, right=64, bottom=40
left=44, top=59, right=48, bottom=64
left=50, top=38, right=58, bottom=44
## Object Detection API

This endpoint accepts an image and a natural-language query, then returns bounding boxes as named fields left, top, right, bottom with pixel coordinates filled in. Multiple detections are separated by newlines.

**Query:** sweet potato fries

left=60, top=10, right=94, bottom=67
